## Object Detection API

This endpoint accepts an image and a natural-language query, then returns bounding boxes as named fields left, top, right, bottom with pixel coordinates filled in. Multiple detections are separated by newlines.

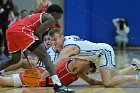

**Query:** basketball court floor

left=1, top=50, right=140, bottom=93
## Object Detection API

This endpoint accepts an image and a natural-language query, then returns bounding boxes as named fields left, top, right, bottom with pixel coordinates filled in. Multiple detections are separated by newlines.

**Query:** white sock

left=51, top=75, right=62, bottom=86
left=136, top=75, right=139, bottom=81
left=132, top=65, right=137, bottom=71
left=0, top=70, right=4, bottom=75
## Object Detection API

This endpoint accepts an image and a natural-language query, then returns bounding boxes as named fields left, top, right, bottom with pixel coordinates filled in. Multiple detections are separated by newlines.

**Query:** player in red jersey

left=0, top=58, right=102, bottom=87
left=0, top=4, right=73, bottom=92
left=35, top=0, right=60, bottom=29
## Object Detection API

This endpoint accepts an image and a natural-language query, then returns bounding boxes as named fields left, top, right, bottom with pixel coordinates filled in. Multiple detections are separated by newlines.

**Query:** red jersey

left=10, top=13, right=44, bottom=31
left=6, top=13, right=47, bottom=53
left=39, top=61, right=79, bottom=86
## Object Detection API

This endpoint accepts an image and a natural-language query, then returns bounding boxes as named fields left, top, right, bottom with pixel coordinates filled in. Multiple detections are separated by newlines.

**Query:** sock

left=132, top=64, right=138, bottom=71
left=0, top=70, right=4, bottom=75
left=136, top=75, right=139, bottom=81
left=51, top=75, right=62, bottom=86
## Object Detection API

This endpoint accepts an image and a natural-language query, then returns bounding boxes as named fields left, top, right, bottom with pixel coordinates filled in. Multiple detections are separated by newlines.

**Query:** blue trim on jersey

left=100, top=53, right=108, bottom=67
left=52, top=47, right=58, bottom=63
left=78, top=49, right=115, bottom=67
left=100, top=49, right=115, bottom=67
left=64, top=42, right=115, bottom=67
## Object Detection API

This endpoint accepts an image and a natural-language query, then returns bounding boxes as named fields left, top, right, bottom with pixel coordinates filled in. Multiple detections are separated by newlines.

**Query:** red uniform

left=18, top=61, right=79, bottom=86
left=6, top=13, right=45, bottom=53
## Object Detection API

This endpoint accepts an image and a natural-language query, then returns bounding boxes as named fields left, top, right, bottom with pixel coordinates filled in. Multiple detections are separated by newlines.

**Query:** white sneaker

left=136, top=72, right=140, bottom=82
left=132, top=58, right=140, bottom=71
left=0, top=70, right=4, bottom=76
left=54, top=84, right=74, bottom=93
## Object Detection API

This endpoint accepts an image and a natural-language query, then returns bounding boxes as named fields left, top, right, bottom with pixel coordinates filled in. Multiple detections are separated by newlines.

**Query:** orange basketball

left=22, top=68, right=42, bottom=87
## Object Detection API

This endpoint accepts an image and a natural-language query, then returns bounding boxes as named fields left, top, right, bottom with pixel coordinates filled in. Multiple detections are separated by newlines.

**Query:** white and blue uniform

left=37, top=36, right=79, bottom=68
left=63, top=37, right=115, bottom=68
left=37, top=46, right=59, bottom=68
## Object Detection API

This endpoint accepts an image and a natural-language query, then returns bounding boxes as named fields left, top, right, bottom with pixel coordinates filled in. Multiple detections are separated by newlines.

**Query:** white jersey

left=63, top=37, right=115, bottom=68
left=37, top=46, right=59, bottom=68
left=37, top=36, right=78, bottom=68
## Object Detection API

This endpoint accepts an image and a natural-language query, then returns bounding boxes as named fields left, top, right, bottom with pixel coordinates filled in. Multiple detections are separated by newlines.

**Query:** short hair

left=42, top=31, right=49, bottom=41
left=48, top=28, right=62, bottom=37
left=46, top=4, right=63, bottom=13
left=21, top=9, right=28, bottom=13
left=89, top=61, right=96, bottom=73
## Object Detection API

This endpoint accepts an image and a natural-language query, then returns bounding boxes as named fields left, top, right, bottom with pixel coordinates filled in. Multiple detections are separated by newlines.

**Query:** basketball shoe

left=132, top=58, right=140, bottom=71
left=0, top=70, right=4, bottom=76
left=54, top=84, right=74, bottom=93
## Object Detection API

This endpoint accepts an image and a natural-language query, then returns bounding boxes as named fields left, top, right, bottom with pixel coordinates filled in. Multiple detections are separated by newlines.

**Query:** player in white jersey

left=49, top=28, right=140, bottom=87
left=37, top=35, right=80, bottom=68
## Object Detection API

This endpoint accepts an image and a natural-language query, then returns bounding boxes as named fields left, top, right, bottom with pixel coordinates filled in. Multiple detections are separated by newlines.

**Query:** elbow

left=103, top=82, right=114, bottom=87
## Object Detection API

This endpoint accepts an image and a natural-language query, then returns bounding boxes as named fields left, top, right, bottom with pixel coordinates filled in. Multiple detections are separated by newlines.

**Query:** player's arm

left=34, top=13, right=56, bottom=42
left=112, top=18, right=120, bottom=28
left=54, top=45, right=79, bottom=69
left=79, top=74, right=102, bottom=85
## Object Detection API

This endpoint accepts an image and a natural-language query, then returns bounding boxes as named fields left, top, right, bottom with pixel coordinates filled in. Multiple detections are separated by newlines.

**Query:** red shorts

left=6, top=25, right=38, bottom=53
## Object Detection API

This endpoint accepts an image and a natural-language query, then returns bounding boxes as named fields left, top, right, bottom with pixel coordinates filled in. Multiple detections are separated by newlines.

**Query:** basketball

left=22, top=68, right=42, bottom=87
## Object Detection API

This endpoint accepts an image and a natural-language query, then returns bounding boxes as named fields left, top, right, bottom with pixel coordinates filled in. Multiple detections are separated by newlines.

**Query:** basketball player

left=48, top=28, right=140, bottom=87
left=0, top=4, right=73, bottom=92
left=0, top=34, right=79, bottom=73
left=0, top=58, right=102, bottom=87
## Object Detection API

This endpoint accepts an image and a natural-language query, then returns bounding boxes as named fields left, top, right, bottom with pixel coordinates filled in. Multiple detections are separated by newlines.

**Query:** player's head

left=21, top=9, right=28, bottom=19
left=48, top=28, right=64, bottom=51
left=80, top=61, right=96, bottom=74
left=46, top=4, right=63, bottom=21
left=43, top=32, right=52, bottom=48
left=89, top=61, right=96, bottom=73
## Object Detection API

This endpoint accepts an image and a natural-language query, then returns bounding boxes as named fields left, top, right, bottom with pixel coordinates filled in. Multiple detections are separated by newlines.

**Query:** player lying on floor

left=0, top=58, right=102, bottom=87
left=48, top=28, right=140, bottom=87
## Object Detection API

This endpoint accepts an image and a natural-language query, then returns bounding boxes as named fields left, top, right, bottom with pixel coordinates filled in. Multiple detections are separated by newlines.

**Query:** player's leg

left=27, top=40, right=73, bottom=92
left=0, top=50, right=21, bottom=70
left=0, top=76, right=14, bottom=86
left=99, top=44, right=138, bottom=87
left=100, top=67, right=137, bottom=87
left=0, top=56, right=37, bottom=75
left=118, top=58, right=140, bottom=75
left=2, top=61, right=23, bottom=73
left=118, top=65, right=135, bottom=75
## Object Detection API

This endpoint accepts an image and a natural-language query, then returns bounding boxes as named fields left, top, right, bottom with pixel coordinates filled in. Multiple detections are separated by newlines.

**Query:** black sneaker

left=54, top=84, right=74, bottom=93
left=0, top=71, right=3, bottom=76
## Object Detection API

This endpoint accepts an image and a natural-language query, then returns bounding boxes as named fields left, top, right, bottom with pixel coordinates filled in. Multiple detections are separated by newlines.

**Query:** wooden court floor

left=1, top=50, right=140, bottom=93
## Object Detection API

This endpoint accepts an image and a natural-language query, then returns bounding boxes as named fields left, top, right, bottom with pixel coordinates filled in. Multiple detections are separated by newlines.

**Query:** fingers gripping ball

left=23, top=68, right=42, bottom=87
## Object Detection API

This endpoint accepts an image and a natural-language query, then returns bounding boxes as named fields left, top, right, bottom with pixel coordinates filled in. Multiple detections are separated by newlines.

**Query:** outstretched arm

left=79, top=74, right=102, bottom=85
left=54, top=45, right=79, bottom=70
